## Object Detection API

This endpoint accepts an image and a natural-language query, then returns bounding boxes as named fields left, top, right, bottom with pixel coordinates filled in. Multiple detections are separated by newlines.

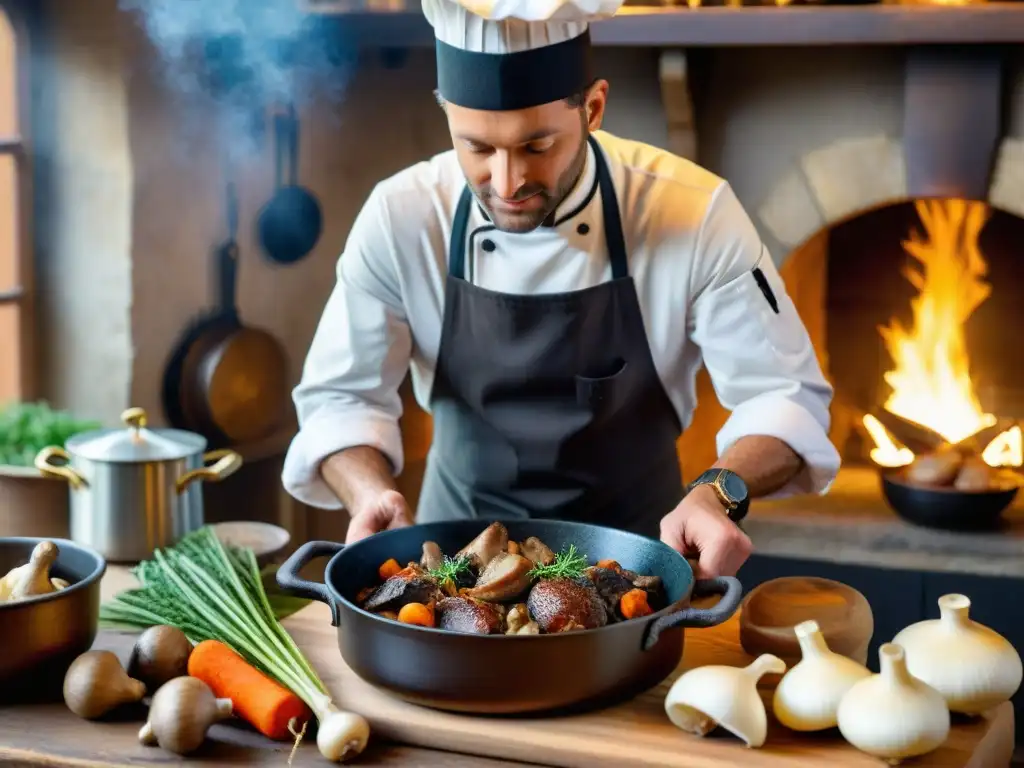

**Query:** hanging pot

left=32, top=407, right=243, bottom=563
left=257, top=104, right=322, bottom=265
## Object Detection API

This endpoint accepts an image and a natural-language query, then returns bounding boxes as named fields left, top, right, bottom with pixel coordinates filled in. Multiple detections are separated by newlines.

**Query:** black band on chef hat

left=436, top=29, right=593, bottom=111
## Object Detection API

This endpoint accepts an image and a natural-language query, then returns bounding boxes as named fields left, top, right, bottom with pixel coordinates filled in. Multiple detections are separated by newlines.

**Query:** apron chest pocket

left=575, top=360, right=629, bottom=411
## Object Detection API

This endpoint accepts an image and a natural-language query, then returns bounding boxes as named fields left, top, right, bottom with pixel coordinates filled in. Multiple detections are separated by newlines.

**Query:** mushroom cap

left=664, top=655, right=785, bottom=748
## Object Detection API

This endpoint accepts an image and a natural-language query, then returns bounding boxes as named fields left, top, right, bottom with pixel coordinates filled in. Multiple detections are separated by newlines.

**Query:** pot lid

left=64, top=407, right=207, bottom=462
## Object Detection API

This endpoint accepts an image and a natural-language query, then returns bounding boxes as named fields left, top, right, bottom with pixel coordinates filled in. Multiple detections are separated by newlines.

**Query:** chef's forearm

left=713, top=435, right=805, bottom=497
left=319, top=446, right=400, bottom=514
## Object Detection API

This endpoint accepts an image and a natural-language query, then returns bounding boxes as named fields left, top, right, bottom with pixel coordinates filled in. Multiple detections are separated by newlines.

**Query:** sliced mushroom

left=520, top=537, right=556, bottom=567
left=464, top=552, right=534, bottom=602
left=505, top=603, right=531, bottom=633
left=504, top=603, right=540, bottom=635
left=420, top=541, right=444, bottom=572
left=456, top=522, right=509, bottom=569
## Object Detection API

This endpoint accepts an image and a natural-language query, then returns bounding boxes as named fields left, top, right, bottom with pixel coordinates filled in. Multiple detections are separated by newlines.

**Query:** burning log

left=956, top=417, right=1017, bottom=456
left=868, top=408, right=947, bottom=455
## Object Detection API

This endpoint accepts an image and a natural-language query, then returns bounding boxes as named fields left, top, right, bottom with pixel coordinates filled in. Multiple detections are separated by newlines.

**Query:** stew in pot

left=355, top=522, right=668, bottom=635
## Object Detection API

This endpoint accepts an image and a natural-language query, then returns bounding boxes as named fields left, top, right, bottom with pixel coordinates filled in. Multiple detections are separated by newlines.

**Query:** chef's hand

left=345, top=489, right=414, bottom=544
left=660, top=484, right=752, bottom=579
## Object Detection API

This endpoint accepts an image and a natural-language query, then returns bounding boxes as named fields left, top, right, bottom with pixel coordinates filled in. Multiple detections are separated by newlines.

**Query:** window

left=0, top=1, right=30, bottom=405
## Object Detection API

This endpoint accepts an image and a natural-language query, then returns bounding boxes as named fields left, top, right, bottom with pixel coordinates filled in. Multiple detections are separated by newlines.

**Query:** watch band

left=687, top=468, right=750, bottom=524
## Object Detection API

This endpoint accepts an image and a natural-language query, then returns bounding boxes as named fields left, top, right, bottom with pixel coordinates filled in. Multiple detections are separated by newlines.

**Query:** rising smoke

left=119, top=0, right=355, bottom=156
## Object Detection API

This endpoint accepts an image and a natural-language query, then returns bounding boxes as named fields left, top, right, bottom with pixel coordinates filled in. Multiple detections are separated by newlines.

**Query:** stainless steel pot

left=32, top=407, right=242, bottom=562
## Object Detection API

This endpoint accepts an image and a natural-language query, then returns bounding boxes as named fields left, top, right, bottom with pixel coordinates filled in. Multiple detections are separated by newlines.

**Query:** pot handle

left=176, top=449, right=243, bottom=494
left=34, top=447, right=88, bottom=490
left=276, top=540, right=345, bottom=627
left=641, top=576, right=743, bottom=652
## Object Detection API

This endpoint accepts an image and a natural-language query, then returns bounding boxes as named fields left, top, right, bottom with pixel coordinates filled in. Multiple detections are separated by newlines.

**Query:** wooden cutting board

left=99, top=569, right=1012, bottom=768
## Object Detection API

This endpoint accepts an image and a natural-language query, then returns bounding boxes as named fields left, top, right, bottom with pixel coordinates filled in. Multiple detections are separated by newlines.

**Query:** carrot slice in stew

left=620, top=588, right=653, bottom=619
left=378, top=558, right=402, bottom=581
left=398, top=602, right=435, bottom=627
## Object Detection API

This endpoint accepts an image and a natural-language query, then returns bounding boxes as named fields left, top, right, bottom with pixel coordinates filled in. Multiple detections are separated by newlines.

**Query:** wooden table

left=0, top=567, right=1014, bottom=767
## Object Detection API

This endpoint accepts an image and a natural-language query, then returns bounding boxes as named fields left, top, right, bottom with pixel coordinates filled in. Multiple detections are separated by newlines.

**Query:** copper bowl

left=880, top=469, right=1020, bottom=531
left=0, top=537, right=106, bottom=703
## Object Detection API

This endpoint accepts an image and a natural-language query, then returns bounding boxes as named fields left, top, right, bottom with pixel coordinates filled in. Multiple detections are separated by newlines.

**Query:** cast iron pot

left=276, top=519, right=743, bottom=716
left=0, top=537, right=106, bottom=703
left=880, top=469, right=1019, bottom=531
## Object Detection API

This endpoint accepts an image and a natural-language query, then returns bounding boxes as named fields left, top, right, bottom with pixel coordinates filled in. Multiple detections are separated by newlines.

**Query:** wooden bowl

left=739, top=576, right=874, bottom=668
left=211, top=521, right=291, bottom=566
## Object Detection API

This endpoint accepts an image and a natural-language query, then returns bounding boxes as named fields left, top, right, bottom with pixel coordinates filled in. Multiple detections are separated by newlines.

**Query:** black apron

left=417, top=135, right=684, bottom=539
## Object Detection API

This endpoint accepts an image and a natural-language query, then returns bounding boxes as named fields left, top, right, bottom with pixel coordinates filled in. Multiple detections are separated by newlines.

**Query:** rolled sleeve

left=282, top=405, right=404, bottom=509
left=690, top=182, right=841, bottom=497
left=282, top=188, right=412, bottom=510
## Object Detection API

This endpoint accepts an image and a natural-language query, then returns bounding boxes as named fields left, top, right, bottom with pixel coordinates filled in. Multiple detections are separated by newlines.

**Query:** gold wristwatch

left=687, top=468, right=750, bottom=524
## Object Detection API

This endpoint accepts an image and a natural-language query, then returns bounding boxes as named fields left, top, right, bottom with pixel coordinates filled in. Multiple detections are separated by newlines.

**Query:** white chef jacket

left=282, top=130, right=840, bottom=510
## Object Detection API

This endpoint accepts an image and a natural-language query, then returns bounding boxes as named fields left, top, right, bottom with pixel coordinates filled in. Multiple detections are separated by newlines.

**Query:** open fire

left=860, top=199, right=1023, bottom=482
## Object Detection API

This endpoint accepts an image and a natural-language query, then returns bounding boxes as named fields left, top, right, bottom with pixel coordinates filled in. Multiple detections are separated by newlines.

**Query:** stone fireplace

left=671, top=45, right=1024, bottom=484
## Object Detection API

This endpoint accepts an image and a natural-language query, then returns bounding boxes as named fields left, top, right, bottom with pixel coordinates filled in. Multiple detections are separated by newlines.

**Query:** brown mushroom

left=456, top=522, right=509, bottom=569
left=420, top=541, right=444, bottom=571
left=464, top=552, right=535, bottom=602
left=520, top=537, right=556, bottom=566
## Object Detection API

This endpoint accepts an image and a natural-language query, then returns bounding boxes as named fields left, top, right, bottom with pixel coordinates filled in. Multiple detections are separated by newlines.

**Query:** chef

left=281, top=0, right=841, bottom=579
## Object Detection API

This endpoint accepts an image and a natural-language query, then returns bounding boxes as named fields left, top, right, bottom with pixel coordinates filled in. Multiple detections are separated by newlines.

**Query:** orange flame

left=862, top=200, right=1021, bottom=469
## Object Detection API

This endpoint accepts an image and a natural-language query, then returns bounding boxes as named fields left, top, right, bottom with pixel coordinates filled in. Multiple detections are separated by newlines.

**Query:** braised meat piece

left=584, top=566, right=638, bottom=619
left=420, top=541, right=444, bottom=572
left=361, top=563, right=443, bottom=612
left=519, top=537, right=556, bottom=566
left=527, top=577, right=608, bottom=633
left=464, top=552, right=534, bottom=602
left=436, top=596, right=505, bottom=635
left=456, top=522, right=509, bottom=569
left=619, top=567, right=665, bottom=608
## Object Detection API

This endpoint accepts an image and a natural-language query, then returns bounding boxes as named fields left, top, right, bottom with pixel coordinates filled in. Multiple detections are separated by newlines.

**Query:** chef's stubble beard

left=475, top=115, right=590, bottom=234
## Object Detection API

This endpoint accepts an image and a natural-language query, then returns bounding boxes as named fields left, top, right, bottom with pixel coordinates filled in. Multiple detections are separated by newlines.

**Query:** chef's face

left=443, top=81, right=608, bottom=233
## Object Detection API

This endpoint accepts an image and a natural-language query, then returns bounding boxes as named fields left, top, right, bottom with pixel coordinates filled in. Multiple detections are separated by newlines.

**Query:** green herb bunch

left=0, top=401, right=101, bottom=467
left=428, top=554, right=472, bottom=587
left=527, top=544, right=590, bottom=580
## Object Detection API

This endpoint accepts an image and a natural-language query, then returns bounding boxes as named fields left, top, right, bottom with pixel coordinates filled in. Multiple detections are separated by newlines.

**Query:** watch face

left=721, top=471, right=747, bottom=502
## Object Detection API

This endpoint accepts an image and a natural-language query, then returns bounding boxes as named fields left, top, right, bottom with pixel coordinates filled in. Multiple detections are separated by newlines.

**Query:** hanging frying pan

left=257, top=104, right=323, bottom=265
left=162, top=182, right=291, bottom=448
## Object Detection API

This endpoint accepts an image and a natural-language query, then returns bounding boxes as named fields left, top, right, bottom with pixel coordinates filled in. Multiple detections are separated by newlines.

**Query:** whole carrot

left=187, top=639, right=312, bottom=741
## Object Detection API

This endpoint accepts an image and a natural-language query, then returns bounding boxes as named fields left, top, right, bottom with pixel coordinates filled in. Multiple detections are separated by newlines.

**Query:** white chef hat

left=423, top=0, right=625, bottom=111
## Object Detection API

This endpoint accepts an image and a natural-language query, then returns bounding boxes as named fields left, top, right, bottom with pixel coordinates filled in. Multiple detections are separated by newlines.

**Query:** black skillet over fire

left=277, top=519, right=742, bottom=716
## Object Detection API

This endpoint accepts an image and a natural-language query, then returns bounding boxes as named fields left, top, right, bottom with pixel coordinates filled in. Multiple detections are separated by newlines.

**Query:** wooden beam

left=297, top=3, right=1024, bottom=47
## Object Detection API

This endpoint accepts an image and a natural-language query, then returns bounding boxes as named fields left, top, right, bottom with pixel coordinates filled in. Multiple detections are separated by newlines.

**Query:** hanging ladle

left=257, top=103, right=323, bottom=265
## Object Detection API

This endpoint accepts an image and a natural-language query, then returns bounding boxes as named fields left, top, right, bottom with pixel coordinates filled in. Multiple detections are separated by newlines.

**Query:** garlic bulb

left=837, top=643, right=950, bottom=764
left=892, top=593, right=1022, bottom=715
left=772, top=620, right=872, bottom=731
left=664, top=653, right=786, bottom=748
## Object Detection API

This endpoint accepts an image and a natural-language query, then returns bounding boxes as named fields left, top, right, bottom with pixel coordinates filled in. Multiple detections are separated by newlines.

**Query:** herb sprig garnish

left=527, top=544, right=590, bottom=580
left=428, top=554, right=472, bottom=586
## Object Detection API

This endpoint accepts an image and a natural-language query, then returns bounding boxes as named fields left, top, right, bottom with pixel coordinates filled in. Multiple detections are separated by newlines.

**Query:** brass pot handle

left=176, top=449, right=243, bottom=494
left=34, top=447, right=88, bottom=490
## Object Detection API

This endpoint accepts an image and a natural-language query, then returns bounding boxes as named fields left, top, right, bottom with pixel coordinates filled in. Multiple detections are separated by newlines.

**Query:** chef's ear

left=584, top=80, right=609, bottom=132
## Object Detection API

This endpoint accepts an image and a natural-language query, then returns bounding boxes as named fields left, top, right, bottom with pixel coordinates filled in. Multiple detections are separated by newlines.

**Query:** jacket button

left=481, top=239, right=496, bottom=252
left=577, top=223, right=590, bottom=236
